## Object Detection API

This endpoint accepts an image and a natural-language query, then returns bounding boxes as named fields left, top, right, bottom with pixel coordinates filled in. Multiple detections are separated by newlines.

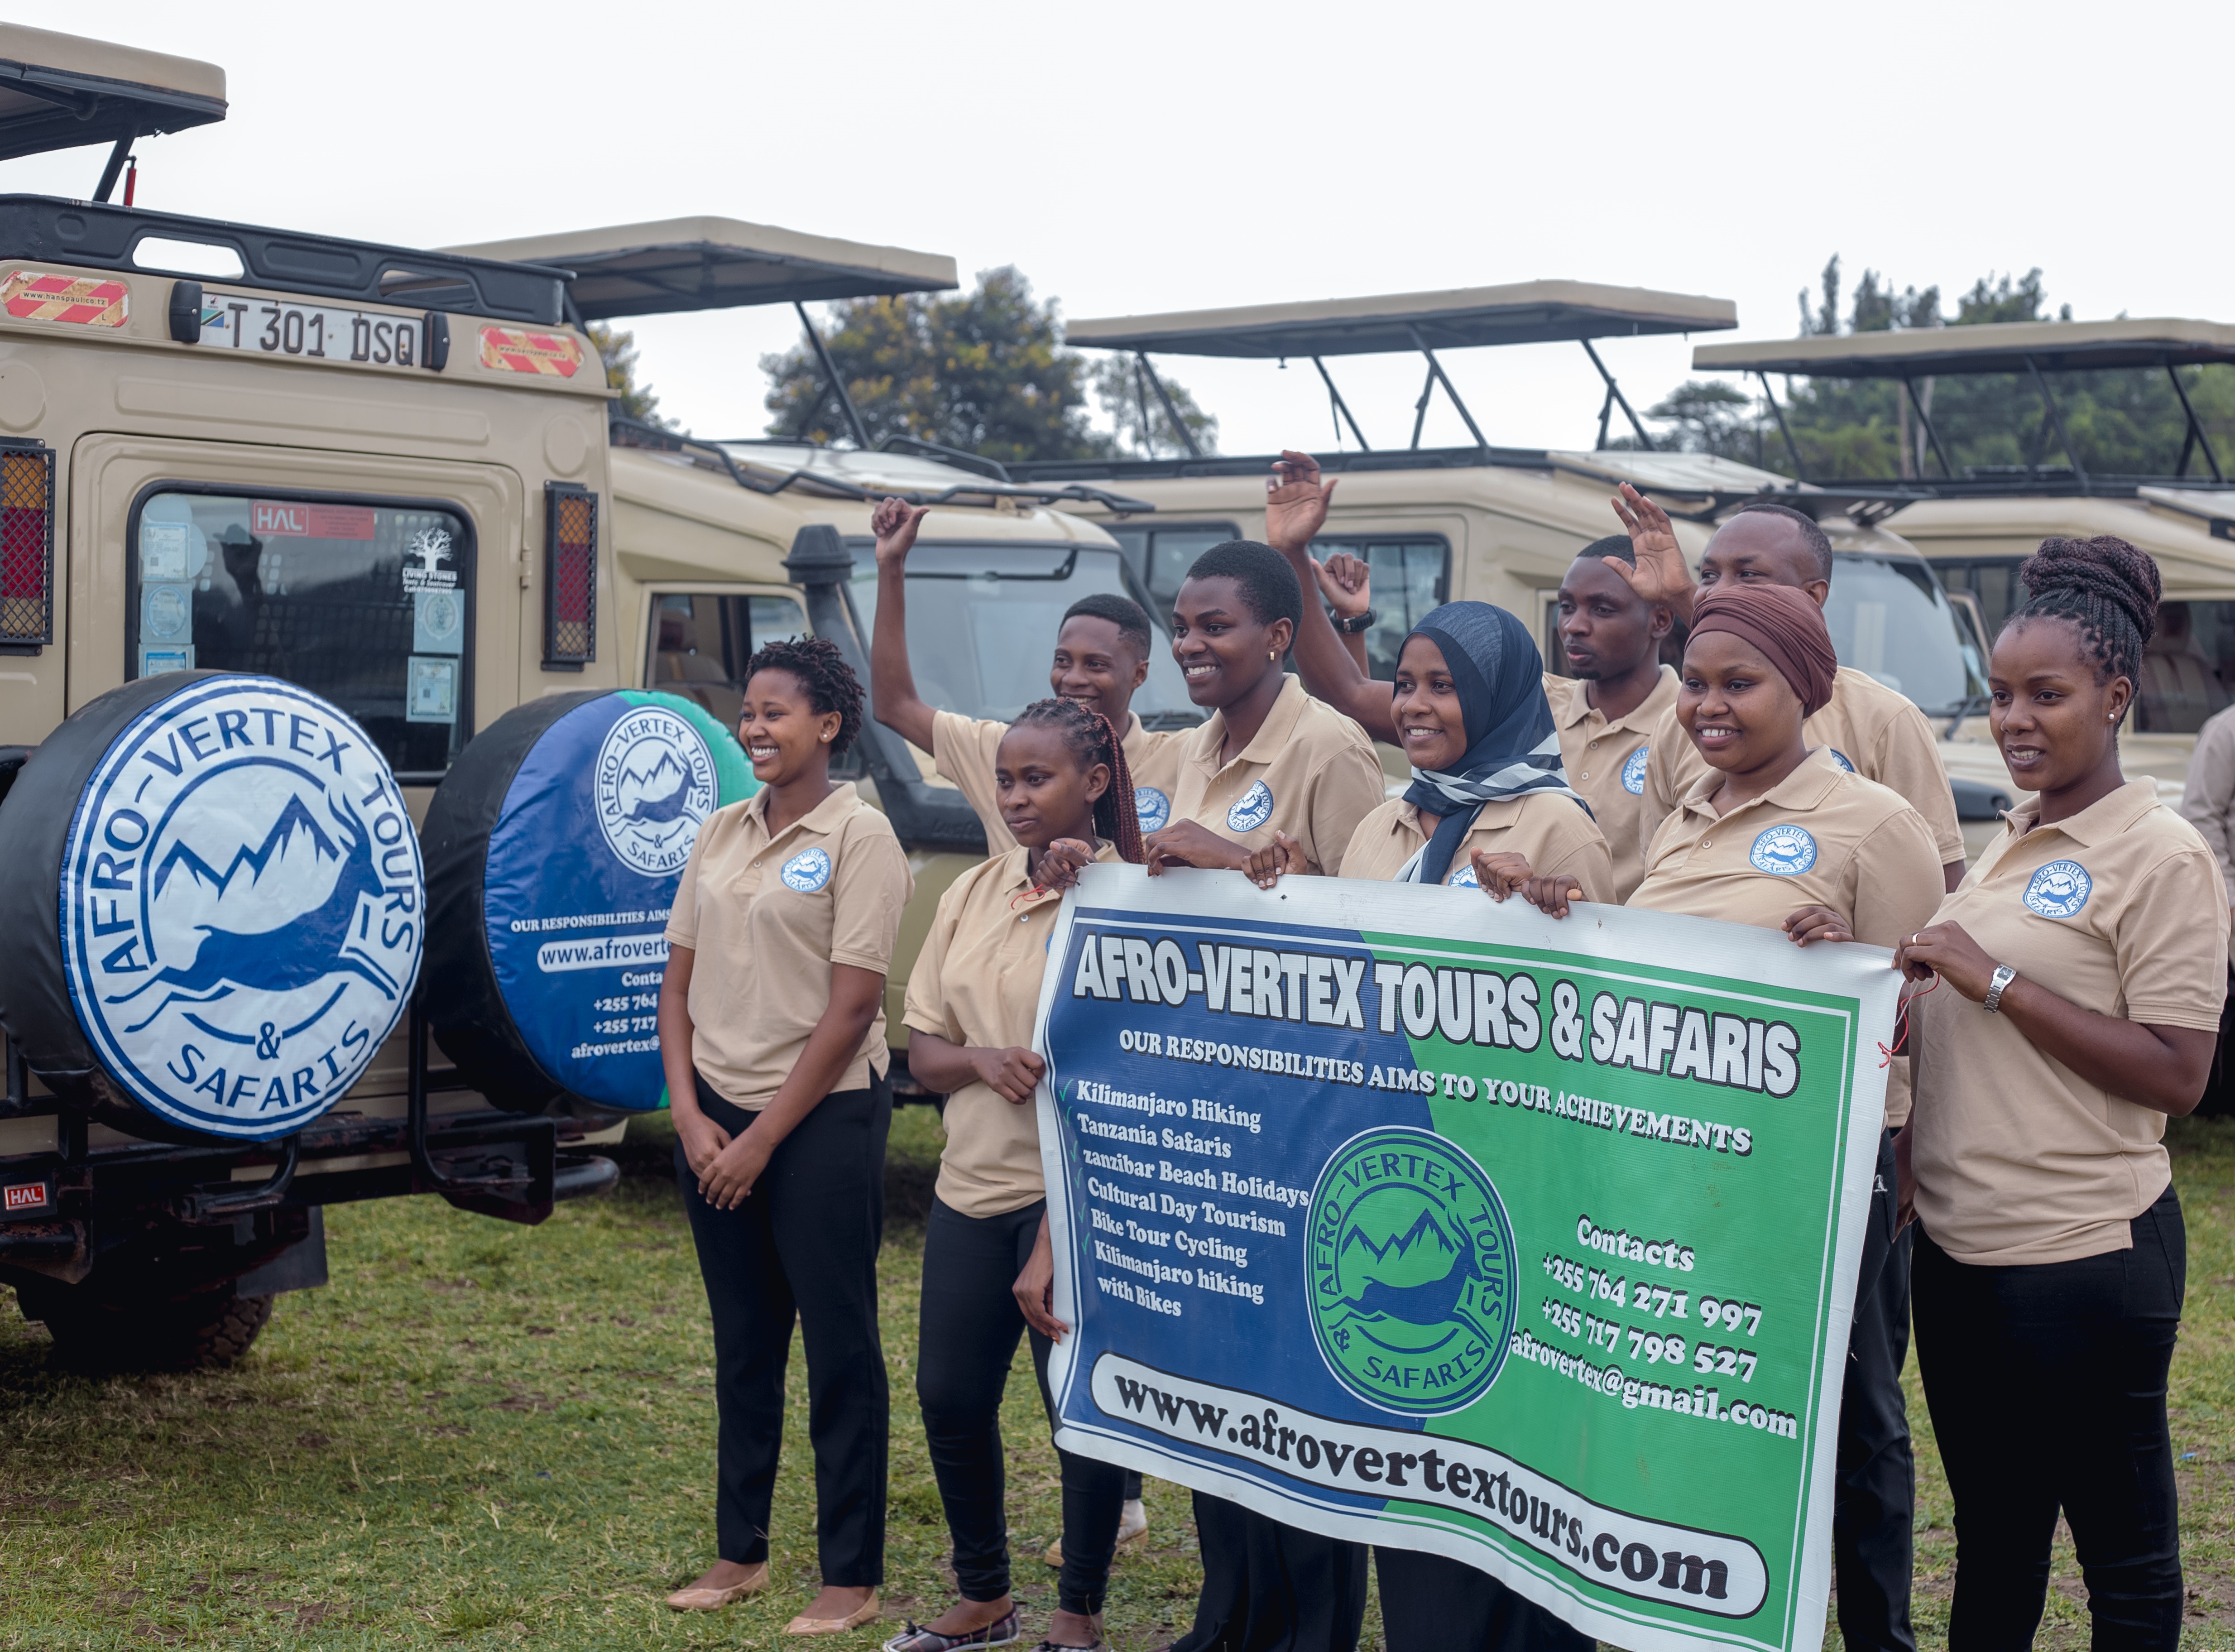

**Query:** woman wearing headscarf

left=1244, top=600, right=1609, bottom=1652
left=1506, top=583, right=1944, bottom=1652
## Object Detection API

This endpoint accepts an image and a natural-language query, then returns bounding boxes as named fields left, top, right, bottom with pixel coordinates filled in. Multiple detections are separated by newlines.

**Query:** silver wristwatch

left=1982, top=964, right=2017, bottom=1013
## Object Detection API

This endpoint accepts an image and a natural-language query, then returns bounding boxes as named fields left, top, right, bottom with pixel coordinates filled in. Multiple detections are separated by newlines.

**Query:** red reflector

left=543, top=483, right=597, bottom=666
left=0, top=443, right=53, bottom=646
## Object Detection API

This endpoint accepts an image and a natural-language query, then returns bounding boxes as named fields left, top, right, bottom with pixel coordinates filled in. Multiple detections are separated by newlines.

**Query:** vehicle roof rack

left=441, top=216, right=957, bottom=321
left=0, top=24, right=224, bottom=164
left=0, top=195, right=572, bottom=323
left=609, top=413, right=1158, bottom=516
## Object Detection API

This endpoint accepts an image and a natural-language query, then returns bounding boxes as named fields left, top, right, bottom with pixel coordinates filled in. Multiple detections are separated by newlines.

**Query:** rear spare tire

left=421, top=690, right=753, bottom=1115
left=0, top=672, right=423, bottom=1141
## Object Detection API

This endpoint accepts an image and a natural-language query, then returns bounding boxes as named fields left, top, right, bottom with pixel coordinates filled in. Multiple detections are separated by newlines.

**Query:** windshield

left=1822, top=552, right=1986, bottom=718
left=847, top=542, right=1201, bottom=728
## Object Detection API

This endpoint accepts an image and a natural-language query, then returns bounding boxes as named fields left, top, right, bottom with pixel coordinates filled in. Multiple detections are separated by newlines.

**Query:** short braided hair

left=743, top=635, right=865, bottom=756
left=1010, top=697, right=1144, bottom=864
left=2004, top=535, right=2161, bottom=685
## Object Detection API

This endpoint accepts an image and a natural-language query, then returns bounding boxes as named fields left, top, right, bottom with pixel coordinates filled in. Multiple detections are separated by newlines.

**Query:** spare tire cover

left=422, top=690, right=753, bottom=1114
left=0, top=671, right=423, bottom=1142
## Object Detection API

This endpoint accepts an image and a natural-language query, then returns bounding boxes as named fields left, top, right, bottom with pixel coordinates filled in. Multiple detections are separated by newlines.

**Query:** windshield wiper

left=1942, top=692, right=1988, bottom=739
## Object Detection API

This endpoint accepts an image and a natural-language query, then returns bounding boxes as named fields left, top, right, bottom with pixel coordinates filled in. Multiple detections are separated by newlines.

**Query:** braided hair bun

left=2007, top=535, right=2163, bottom=683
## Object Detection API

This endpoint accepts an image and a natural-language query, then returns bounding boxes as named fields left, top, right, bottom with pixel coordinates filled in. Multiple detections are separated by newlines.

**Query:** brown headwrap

left=1688, top=584, right=1837, bottom=717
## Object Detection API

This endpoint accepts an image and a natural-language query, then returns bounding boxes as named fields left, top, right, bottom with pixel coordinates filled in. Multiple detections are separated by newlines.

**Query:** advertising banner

left=1034, top=866, right=1902, bottom=1652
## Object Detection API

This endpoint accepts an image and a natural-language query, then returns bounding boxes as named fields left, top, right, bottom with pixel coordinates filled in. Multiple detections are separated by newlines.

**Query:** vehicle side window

left=645, top=592, right=806, bottom=731
left=129, top=489, right=473, bottom=781
left=2137, top=599, right=2235, bottom=735
left=1109, top=523, right=1241, bottom=620
left=1308, top=536, right=1450, bottom=679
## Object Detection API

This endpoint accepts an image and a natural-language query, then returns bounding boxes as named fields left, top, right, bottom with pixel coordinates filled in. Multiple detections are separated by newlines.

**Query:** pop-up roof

left=1064, top=280, right=1736, bottom=359
left=1694, top=317, right=2235, bottom=379
left=442, top=216, right=957, bottom=321
left=0, top=24, right=224, bottom=163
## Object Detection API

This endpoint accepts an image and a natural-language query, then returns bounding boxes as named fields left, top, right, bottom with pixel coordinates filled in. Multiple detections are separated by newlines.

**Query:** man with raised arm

left=868, top=497, right=1188, bottom=852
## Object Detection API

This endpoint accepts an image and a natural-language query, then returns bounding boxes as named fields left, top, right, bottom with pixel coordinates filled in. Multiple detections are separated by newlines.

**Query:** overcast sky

left=8, top=0, right=2222, bottom=459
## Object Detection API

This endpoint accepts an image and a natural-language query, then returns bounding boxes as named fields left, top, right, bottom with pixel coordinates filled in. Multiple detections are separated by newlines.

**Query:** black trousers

left=1834, top=1128, right=1916, bottom=1652
left=1914, top=1182, right=2187, bottom=1651
left=1171, top=1494, right=1370, bottom=1652
left=1375, top=1547, right=1591, bottom=1652
left=677, top=1072, right=892, bottom=1584
left=916, top=1196, right=1126, bottom=1616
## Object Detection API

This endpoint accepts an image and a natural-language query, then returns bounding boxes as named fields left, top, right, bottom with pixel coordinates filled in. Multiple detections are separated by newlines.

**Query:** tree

left=586, top=323, right=671, bottom=429
left=1089, top=356, right=1218, bottom=458
left=760, top=266, right=1216, bottom=463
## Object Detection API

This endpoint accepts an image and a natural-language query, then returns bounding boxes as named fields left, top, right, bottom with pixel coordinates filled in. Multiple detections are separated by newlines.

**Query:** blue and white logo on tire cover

left=1748, top=824, right=1818, bottom=876
left=2024, top=859, right=2091, bottom=918
left=1135, top=786, right=1171, bottom=834
left=1620, top=747, right=1650, bottom=795
left=1227, top=780, right=1276, bottom=833
left=782, top=847, right=833, bottom=893
left=595, top=706, right=716, bottom=875
left=59, top=677, right=423, bottom=1140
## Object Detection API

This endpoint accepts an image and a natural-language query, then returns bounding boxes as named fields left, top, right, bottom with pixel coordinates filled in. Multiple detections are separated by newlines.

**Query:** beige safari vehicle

left=1694, top=320, right=2235, bottom=807
left=446, top=218, right=1197, bottom=1086
left=1006, top=283, right=2004, bottom=822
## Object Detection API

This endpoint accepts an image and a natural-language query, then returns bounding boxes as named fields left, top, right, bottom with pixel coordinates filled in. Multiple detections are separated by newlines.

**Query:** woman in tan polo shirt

left=890, top=698, right=1145, bottom=1652
left=1896, top=539, right=2224, bottom=1651
left=1510, top=584, right=1942, bottom=1652
left=657, top=638, right=913, bottom=1633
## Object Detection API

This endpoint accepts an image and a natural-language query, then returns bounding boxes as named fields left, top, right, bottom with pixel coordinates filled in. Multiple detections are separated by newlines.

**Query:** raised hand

left=872, top=495, right=932, bottom=568
left=1242, top=830, right=1307, bottom=889
left=1607, top=484, right=1695, bottom=618
left=1265, top=450, right=1337, bottom=552
left=1313, top=550, right=1372, bottom=619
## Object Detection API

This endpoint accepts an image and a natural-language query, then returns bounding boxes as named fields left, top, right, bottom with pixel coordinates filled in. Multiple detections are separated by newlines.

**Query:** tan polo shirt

left=904, top=842, right=1122, bottom=1218
left=931, top=708, right=1190, bottom=853
left=1169, top=674, right=1385, bottom=876
left=1632, top=749, right=1944, bottom=1127
left=1341, top=792, right=1618, bottom=903
left=1909, top=781, right=2230, bottom=1265
left=1642, top=667, right=1965, bottom=867
left=1544, top=666, right=1681, bottom=902
left=664, top=783, right=912, bottom=1109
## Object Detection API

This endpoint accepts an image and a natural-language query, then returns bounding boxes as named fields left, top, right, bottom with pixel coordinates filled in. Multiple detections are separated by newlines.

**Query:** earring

left=821, top=732, right=832, bottom=741
left=1268, top=650, right=1277, bottom=661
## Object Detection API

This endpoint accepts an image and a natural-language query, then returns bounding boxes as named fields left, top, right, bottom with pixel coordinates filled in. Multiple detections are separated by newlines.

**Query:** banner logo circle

left=1307, top=1126, right=1517, bottom=1415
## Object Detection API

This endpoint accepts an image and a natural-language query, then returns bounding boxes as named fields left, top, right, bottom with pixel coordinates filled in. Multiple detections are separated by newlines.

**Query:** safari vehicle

left=1005, top=283, right=2002, bottom=814
left=0, top=25, right=667, bottom=1367
left=444, top=219, right=1197, bottom=1085
left=1692, top=320, right=2235, bottom=800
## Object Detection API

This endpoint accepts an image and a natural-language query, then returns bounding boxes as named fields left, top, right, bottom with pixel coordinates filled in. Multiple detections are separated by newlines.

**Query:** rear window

left=129, top=488, right=473, bottom=781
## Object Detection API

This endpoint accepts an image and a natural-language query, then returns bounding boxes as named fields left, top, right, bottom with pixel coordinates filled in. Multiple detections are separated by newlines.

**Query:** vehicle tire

left=27, top=1280, right=275, bottom=1372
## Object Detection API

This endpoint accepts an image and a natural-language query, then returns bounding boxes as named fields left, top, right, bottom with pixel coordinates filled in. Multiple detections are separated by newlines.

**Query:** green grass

left=6, top=1110, right=2235, bottom=1649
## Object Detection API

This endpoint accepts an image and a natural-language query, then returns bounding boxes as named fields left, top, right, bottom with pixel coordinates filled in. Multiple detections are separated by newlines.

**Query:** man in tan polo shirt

left=1614, top=488, right=1967, bottom=894
left=868, top=497, right=1187, bottom=850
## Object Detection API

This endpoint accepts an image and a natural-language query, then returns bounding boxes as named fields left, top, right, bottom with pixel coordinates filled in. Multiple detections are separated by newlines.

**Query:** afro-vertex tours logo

left=1307, top=1126, right=1516, bottom=1416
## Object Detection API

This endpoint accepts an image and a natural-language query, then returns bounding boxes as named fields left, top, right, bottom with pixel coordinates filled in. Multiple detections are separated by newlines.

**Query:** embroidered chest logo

left=1226, top=780, right=1275, bottom=833
left=780, top=846, right=833, bottom=893
left=1135, top=786, right=1171, bottom=833
left=2023, top=859, right=2091, bottom=919
left=1748, top=824, right=1818, bottom=876
left=1620, top=747, right=1650, bottom=796
left=1827, top=749, right=1856, bottom=773
left=1446, top=863, right=1480, bottom=888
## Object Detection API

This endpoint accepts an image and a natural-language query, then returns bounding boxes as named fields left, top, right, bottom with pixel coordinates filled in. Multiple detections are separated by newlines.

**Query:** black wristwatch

left=1330, top=607, right=1376, bottom=635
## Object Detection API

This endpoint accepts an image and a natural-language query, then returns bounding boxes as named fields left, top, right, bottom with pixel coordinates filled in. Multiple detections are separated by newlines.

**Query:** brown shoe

left=667, top=1562, right=770, bottom=1610
left=787, top=1592, right=882, bottom=1635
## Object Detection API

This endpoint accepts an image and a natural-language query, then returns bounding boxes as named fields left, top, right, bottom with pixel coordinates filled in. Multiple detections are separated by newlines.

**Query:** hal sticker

left=1307, top=1126, right=1517, bottom=1416
left=782, top=847, right=833, bottom=893
left=1748, top=824, right=1818, bottom=877
left=2024, top=859, right=2092, bottom=919
left=58, top=677, right=423, bottom=1139
left=595, top=706, right=716, bottom=876
left=1227, top=780, right=1276, bottom=834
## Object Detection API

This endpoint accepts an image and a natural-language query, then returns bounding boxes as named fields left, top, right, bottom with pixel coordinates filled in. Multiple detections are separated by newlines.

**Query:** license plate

left=199, top=288, right=429, bottom=370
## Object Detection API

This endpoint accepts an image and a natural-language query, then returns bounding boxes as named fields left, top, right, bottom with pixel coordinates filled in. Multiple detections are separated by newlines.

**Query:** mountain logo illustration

left=595, top=705, right=717, bottom=877
left=1306, top=1126, right=1516, bottom=1416
left=61, top=678, right=424, bottom=1141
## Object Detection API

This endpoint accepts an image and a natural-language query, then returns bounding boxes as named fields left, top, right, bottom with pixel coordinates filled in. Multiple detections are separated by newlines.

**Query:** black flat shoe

left=882, top=1610, right=1022, bottom=1652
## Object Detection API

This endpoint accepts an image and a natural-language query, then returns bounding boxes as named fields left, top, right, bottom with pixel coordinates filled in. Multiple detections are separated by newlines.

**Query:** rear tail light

left=543, top=482, right=596, bottom=668
left=0, top=440, right=52, bottom=652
